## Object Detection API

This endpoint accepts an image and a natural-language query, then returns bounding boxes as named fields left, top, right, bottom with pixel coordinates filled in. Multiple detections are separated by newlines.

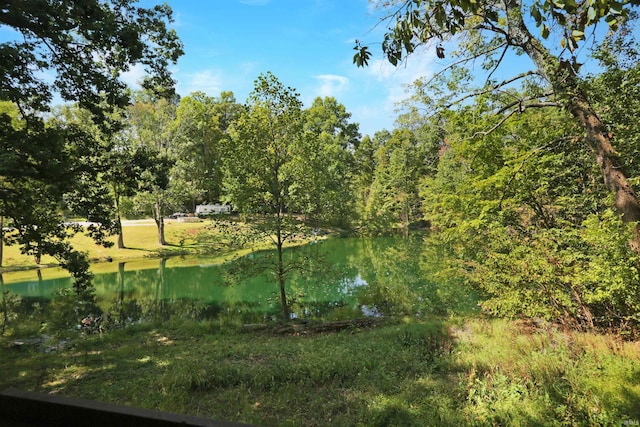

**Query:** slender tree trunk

left=0, top=216, right=3, bottom=268
left=37, top=269, right=43, bottom=298
left=153, top=201, right=167, bottom=246
left=114, top=194, right=125, bottom=249
left=276, top=213, right=289, bottom=322
left=508, top=1, right=640, bottom=237
left=117, top=225, right=125, bottom=249
left=1, top=273, right=6, bottom=335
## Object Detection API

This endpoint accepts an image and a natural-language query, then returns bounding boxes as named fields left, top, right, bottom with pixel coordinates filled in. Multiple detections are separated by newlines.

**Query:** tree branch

left=495, top=93, right=560, bottom=115
left=446, top=70, right=541, bottom=108
left=422, top=41, right=509, bottom=87
left=470, top=95, right=562, bottom=139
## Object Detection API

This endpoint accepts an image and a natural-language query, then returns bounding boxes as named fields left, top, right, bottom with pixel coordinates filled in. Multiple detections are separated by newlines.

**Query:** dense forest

left=1, top=0, right=640, bottom=335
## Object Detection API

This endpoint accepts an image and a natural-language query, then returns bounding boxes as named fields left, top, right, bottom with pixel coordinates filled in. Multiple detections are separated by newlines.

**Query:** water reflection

left=1, top=237, right=479, bottom=329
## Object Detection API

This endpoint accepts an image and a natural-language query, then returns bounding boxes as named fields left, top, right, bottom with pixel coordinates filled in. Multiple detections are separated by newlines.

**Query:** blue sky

left=122, top=0, right=441, bottom=137
left=3, top=1, right=606, bottom=137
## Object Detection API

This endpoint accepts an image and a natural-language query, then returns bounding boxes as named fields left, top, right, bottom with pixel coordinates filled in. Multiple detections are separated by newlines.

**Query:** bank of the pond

left=0, top=219, right=333, bottom=278
left=1, top=317, right=639, bottom=426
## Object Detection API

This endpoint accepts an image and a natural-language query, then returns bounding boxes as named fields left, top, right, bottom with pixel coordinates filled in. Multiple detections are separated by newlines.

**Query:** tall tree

left=366, top=128, right=431, bottom=233
left=419, top=85, right=640, bottom=331
left=55, top=104, right=158, bottom=249
left=353, top=131, right=388, bottom=224
left=0, top=1, right=182, bottom=294
left=223, top=72, right=309, bottom=321
left=354, top=0, right=640, bottom=240
left=127, top=94, right=181, bottom=246
left=173, top=91, right=242, bottom=209
left=298, top=97, right=359, bottom=227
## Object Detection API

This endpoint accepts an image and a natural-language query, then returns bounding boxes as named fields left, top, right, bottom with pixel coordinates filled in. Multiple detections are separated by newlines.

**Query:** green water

left=2, top=236, right=478, bottom=322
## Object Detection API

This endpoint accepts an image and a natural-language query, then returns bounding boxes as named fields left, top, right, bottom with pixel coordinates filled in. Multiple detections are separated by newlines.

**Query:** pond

left=1, top=236, right=479, bottom=326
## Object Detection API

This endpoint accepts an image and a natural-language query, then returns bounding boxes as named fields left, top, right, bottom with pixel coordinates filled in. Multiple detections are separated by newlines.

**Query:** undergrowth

left=1, top=317, right=639, bottom=426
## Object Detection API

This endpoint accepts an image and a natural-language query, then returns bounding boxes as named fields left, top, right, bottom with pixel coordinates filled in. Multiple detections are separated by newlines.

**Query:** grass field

left=1, top=317, right=639, bottom=426
left=1, top=219, right=243, bottom=272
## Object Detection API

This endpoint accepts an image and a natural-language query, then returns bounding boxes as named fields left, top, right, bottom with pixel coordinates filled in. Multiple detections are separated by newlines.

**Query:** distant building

left=195, top=204, right=231, bottom=216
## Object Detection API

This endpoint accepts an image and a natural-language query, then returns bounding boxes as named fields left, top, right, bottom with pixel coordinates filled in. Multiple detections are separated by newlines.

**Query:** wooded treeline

left=2, top=0, right=640, bottom=332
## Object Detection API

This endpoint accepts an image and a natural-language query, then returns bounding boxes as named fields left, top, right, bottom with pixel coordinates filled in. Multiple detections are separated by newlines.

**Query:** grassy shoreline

left=2, top=317, right=639, bottom=426
left=1, top=219, right=318, bottom=283
left=1, top=220, right=221, bottom=272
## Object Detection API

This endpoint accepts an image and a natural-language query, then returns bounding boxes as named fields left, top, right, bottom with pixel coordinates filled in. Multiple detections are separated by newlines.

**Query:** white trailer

left=195, top=204, right=231, bottom=216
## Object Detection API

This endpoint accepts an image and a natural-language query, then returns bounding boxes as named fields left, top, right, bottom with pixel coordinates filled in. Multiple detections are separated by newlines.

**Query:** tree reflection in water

left=1, top=236, right=479, bottom=334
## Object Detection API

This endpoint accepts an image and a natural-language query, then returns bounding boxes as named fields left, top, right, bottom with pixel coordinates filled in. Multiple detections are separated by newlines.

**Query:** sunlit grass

left=1, top=220, right=225, bottom=272
left=2, top=317, right=639, bottom=426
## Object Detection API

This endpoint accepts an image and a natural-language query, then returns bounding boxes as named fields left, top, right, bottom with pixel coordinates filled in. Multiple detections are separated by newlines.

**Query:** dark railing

left=0, top=389, right=258, bottom=427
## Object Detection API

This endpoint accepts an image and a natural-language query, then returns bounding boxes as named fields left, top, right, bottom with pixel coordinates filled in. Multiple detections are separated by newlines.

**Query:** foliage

left=364, top=129, right=435, bottom=232
left=1, top=0, right=182, bottom=119
left=297, top=97, right=359, bottom=227
left=419, top=85, right=640, bottom=332
left=222, top=72, right=313, bottom=321
left=126, top=94, right=181, bottom=245
left=356, top=0, right=640, bottom=226
left=173, top=91, right=242, bottom=207
left=2, top=317, right=640, bottom=426
left=0, top=1, right=182, bottom=311
left=588, top=28, right=640, bottom=179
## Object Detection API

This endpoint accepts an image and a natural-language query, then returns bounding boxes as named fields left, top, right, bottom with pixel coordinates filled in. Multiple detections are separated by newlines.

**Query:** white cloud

left=364, top=49, right=438, bottom=112
left=176, top=69, right=223, bottom=96
left=314, top=74, right=349, bottom=98
left=120, top=63, right=146, bottom=89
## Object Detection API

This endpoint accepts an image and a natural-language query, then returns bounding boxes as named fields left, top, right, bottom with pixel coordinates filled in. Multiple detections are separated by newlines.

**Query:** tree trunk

left=508, top=2, right=640, bottom=236
left=114, top=195, right=125, bottom=249
left=116, top=215, right=125, bottom=249
left=153, top=201, right=167, bottom=246
left=567, top=96, right=640, bottom=223
left=0, top=216, right=3, bottom=268
left=1, top=273, right=6, bottom=335
left=276, top=214, right=289, bottom=322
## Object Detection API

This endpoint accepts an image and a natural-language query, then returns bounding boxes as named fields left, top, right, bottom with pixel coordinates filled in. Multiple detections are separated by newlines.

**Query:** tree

left=354, top=0, right=640, bottom=239
left=417, top=83, right=640, bottom=331
left=55, top=104, right=159, bottom=249
left=0, top=1, right=182, bottom=296
left=298, top=97, right=359, bottom=227
left=353, top=131, right=388, bottom=224
left=127, top=94, right=181, bottom=246
left=1, top=0, right=182, bottom=119
left=365, top=129, right=432, bottom=233
left=173, top=91, right=242, bottom=209
left=223, top=72, right=311, bottom=321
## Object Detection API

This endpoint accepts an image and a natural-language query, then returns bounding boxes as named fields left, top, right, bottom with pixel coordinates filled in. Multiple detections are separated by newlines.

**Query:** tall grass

left=1, top=317, right=639, bottom=426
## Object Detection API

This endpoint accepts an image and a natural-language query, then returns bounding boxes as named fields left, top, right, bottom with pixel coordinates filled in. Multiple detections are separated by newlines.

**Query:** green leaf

left=572, top=29, right=584, bottom=41
left=587, top=6, right=596, bottom=22
left=541, top=25, right=550, bottom=39
left=531, top=6, right=543, bottom=25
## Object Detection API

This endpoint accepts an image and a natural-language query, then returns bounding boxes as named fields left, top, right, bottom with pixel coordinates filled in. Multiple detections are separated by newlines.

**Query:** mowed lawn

left=1, top=219, right=226, bottom=271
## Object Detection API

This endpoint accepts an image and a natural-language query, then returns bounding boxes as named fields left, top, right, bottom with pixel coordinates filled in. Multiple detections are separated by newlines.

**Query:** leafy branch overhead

left=355, top=0, right=640, bottom=232
left=0, top=0, right=184, bottom=122
left=353, top=0, right=639, bottom=66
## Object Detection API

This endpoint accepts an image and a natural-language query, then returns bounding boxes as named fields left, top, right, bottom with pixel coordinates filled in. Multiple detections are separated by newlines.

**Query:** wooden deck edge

left=0, top=388, right=258, bottom=427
